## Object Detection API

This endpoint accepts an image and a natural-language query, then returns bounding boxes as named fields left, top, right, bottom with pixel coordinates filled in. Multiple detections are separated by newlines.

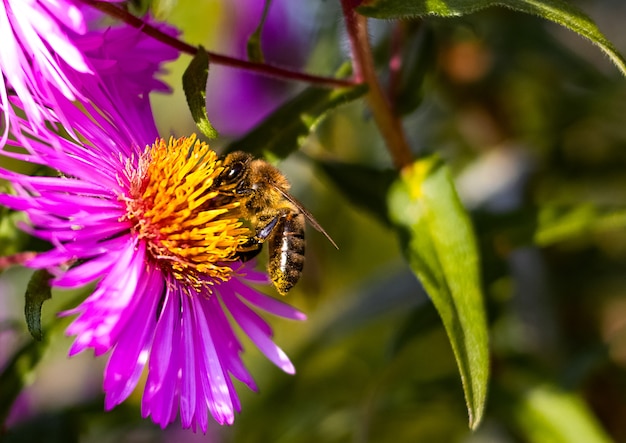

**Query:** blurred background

left=4, top=0, right=626, bottom=441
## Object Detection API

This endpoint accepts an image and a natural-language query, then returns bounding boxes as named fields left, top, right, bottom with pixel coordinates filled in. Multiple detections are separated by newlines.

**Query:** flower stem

left=340, top=0, right=414, bottom=170
left=80, top=0, right=356, bottom=89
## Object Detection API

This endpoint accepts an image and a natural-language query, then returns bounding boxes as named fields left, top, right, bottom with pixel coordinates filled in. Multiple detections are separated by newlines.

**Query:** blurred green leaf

left=182, top=46, right=218, bottom=139
left=24, top=269, right=52, bottom=341
left=358, top=0, right=626, bottom=77
left=316, top=159, right=396, bottom=226
left=393, top=23, right=436, bottom=116
left=476, top=204, right=626, bottom=249
left=246, top=0, right=272, bottom=63
left=388, top=156, right=489, bottom=429
left=506, top=374, right=613, bottom=443
left=151, top=0, right=178, bottom=20
left=127, top=0, right=152, bottom=16
left=224, top=84, right=367, bottom=159
left=535, top=205, right=626, bottom=246
left=388, top=301, right=442, bottom=357
left=0, top=209, right=29, bottom=257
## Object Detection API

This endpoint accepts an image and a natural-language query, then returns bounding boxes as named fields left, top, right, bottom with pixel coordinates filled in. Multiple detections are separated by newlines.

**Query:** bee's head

left=215, top=151, right=253, bottom=194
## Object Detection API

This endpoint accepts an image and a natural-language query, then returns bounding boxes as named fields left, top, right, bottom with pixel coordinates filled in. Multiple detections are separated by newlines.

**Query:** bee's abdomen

left=268, top=212, right=305, bottom=295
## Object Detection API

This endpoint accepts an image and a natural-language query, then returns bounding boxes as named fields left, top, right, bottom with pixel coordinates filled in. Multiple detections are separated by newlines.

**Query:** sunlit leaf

left=358, top=0, right=626, bottom=76
left=182, top=46, right=218, bottom=139
left=24, top=269, right=52, bottom=341
left=224, top=84, right=367, bottom=159
left=388, top=156, right=489, bottom=429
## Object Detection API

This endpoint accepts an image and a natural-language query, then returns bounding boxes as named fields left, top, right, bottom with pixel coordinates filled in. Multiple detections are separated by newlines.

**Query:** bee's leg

left=235, top=215, right=281, bottom=262
left=256, top=215, right=281, bottom=241
left=236, top=237, right=263, bottom=262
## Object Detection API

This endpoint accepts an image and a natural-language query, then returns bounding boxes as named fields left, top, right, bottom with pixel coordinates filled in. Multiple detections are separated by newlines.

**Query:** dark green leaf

left=388, top=156, right=489, bottom=429
left=316, top=159, right=396, bottom=226
left=24, top=269, right=52, bottom=341
left=1, top=411, right=80, bottom=443
left=127, top=0, right=152, bottom=16
left=393, top=23, right=437, bottom=116
left=224, top=84, right=367, bottom=159
left=247, top=0, right=272, bottom=63
left=388, top=301, right=442, bottom=357
left=182, top=46, right=218, bottom=139
left=358, top=0, right=626, bottom=76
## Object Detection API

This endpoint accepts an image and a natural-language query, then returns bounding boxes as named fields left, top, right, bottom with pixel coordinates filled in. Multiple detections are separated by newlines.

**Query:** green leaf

left=504, top=373, right=613, bottom=443
left=393, top=23, right=436, bottom=116
left=182, top=46, right=218, bottom=139
left=24, top=269, right=52, bottom=341
left=127, top=0, right=152, bottom=16
left=535, top=205, right=626, bottom=246
left=247, top=0, right=272, bottom=63
left=388, top=156, right=489, bottom=429
left=358, top=0, right=626, bottom=77
left=476, top=204, right=626, bottom=249
left=316, top=159, right=396, bottom=226
left=151, top=0, right=178, bottom=20
left=224, top=84, right=367, bottom=159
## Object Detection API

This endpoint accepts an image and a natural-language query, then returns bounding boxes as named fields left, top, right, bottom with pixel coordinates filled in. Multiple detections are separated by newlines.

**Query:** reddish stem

left=0, top=252, right=37, bottom=270
left=339, top=0, right=413, bottom=169
left=79, top=0, right=357, bottom=89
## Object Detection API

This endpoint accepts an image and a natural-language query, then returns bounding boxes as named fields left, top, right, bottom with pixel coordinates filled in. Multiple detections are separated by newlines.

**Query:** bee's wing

left=275, top=187, right=339, bottom=249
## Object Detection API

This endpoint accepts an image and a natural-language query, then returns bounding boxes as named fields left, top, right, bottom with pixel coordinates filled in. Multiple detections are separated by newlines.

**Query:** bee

left=215, top=151, right=337, bottom=295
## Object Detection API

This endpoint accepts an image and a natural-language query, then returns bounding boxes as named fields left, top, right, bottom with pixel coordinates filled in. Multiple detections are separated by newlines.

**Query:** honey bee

left=215, top=151, right=337, bottom=295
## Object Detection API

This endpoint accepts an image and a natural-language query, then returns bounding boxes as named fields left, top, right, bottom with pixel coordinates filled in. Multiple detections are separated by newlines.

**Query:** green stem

left=80, top=0, right=356, bottom=89
left=340, top=0, right=414, bottom=170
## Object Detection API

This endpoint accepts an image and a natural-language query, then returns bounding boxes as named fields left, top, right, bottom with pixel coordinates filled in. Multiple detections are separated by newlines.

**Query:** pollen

left=123, top=135, right=250, bottom=292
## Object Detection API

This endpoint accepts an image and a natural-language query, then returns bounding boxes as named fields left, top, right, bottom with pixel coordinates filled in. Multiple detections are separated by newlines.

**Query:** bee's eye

left=221, top=161, right=245, bottom=184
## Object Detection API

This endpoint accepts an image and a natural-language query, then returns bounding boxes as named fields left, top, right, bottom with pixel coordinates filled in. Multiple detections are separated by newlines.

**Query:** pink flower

left=0, top=0, right=177, bottom=147
left=0, top=67, right=305, bottom=432
left=0, top=0, right=91, bottom=143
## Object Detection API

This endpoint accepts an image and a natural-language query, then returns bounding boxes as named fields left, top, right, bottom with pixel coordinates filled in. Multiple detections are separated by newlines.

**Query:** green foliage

left=246, top=0, right=271, bottom=62
left=358, top=0, right=626, bottom=76
left=388, top=156, right=489, bottom=429
left=224, top=84, right=367, bottom=158
left=150, top=0, right=178, bottom=19
left=504, top=372, right=613, bottom=443
left=182, top=46, right=218, bottom=139
left=24, top=269, right=52, bottom=341
left=4, top=0, right=626, bottom=441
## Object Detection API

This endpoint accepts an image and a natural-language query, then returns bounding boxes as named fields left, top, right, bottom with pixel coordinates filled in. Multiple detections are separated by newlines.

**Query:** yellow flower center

left=123, top=135, right=250, bottom=292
